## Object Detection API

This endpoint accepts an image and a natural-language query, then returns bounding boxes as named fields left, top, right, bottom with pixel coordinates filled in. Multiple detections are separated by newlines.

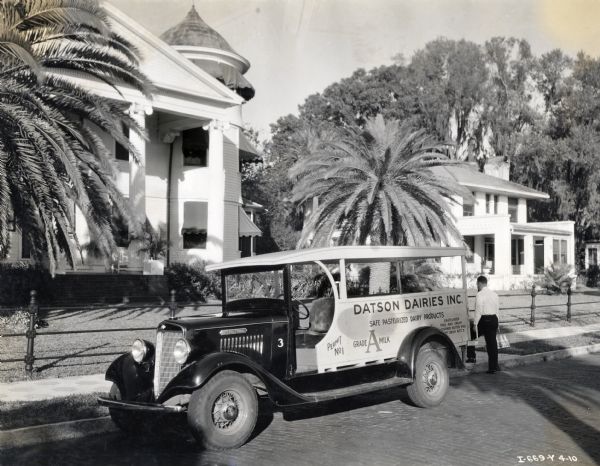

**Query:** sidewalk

left=1, top=322, right=599, bottom=403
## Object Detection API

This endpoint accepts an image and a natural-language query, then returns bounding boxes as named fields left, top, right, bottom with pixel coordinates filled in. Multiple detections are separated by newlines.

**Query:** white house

left=3, top=4, right=262, bottom=273
left=303, top=160, right=575, bottom=290
left=435, top=160, right=575, bottom=289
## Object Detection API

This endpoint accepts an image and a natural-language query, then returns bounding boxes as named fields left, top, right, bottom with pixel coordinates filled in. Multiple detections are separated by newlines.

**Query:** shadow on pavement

left=452, top=355, right=600, bottom=463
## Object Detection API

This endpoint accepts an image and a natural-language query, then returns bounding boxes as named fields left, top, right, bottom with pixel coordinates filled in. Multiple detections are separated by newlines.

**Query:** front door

left=534, top=238, right=545, bottom=273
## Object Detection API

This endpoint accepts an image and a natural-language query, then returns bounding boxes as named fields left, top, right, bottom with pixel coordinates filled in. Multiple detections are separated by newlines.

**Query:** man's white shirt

left=475, top=286, right=499, bottom=324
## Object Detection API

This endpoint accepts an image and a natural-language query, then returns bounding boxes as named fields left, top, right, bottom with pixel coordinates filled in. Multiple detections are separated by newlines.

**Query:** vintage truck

left=98, top=246, right=471, bottom=449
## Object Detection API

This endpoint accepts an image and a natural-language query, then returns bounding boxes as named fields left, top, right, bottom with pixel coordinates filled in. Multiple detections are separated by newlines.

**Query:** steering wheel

left=292, top=299, right=310, bottom=320
left=274, top=293, right=309, bottom=320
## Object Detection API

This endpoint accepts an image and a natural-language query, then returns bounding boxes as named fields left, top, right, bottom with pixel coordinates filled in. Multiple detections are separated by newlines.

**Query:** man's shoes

left=486, top=369, right=496, bottom=374
left=466, top=358, right=476, bottom=363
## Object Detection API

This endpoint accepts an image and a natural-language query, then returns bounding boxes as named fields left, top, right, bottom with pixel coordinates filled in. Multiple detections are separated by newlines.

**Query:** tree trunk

left=368, top=261, right=391, bottom=295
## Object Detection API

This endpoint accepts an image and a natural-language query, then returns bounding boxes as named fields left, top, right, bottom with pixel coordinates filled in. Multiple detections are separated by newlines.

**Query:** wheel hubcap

left=212, top=391, right=241, bottom=429
left=423, top=362, right=439, bottom=393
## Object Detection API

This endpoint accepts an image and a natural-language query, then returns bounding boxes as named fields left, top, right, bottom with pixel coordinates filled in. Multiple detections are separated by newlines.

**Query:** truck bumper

left=98, top=396, right=186, bottom=413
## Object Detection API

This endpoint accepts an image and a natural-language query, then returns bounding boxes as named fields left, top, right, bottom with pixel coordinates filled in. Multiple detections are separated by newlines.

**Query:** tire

left=107, top=383, right=140, bottom=433
left=406, top=345, right=449, bottom=408
left=187, top=370, right=258, bottom=450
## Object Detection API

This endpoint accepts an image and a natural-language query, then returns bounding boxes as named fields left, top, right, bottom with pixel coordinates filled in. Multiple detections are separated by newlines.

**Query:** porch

left=457, top=217, right=575, bottom=290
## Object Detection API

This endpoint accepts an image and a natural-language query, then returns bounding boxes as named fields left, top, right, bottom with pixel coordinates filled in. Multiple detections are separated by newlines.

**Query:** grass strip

left=0, top=393, right=107, bottom=430
left=499, top=331, right=600, bottom=356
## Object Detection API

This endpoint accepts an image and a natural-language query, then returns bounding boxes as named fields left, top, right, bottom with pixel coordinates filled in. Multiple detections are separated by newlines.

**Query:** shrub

left=586, top=265, right=600, bottom=287
left=537, top=262, right=574, bottom=294
left=0, top=263, right=54, bottom=306
left=0, top=308, right=29, bottom=333
left=164, top=261, right=221, bottom=302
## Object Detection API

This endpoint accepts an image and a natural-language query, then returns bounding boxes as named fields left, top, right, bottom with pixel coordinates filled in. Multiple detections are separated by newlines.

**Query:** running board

left=301, top=376, right=413, bottom=403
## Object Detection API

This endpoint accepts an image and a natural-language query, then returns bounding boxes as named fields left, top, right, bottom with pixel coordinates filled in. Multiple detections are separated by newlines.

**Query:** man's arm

left=474, top=293, right=482, bottom=324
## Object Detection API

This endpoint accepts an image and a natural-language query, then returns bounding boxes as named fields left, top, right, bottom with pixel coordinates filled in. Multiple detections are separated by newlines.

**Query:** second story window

left=508, top=197, right=518, bottom=222
left=182, top=127, right=209, bottom=167
left=494, top=195, right=499, bottom=214
left=486, top=194, right=491, bottom=214
left=462, top=201, right=474, bottom=217
left=115, top=125, right=130, bottom=161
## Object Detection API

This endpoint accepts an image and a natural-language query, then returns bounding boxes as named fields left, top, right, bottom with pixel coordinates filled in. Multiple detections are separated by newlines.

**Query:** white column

left=495, top=229, right=511, bottom=283
left=544, top=236, right=554, bottom=268
left=128, top=104, right=147, bottom=269
left=517, top=199, right=527, bottom=223
left=524, top=234, right=534, bottom=276
left=206, top=120, right=226, bottom=263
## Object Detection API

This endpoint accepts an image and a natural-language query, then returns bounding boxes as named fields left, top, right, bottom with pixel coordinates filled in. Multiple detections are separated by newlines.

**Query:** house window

left=112, top=201, right=129, bottom=247
left=484, top=237, right=495, bottom=273
left=21, top=227, right=32, bottom=259
left=494, top=195, right=499, bottom=214
left=589, top=248, right=598, bottom=267
left=486, top=194, right=491, bottom=214
left=464, top=236, right=475, bottom=263
left=553, top=239, right=568, bottom=264
left=239, top=236, right=252, bottom=258
left=182, top=201, right=208, bottom=249
left=462, top=200, right=474, bottom=217
left=115, top=125, right=130, bottom=161
left=511, top=238, right=525, bottom=266
left=182, top=127, right=209, bottom=167
left=508, top=197, right=518, bottom=222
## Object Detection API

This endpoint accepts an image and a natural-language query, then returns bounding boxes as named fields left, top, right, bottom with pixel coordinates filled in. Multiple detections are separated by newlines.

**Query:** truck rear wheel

left=187, top=370, right=258, bottom=450
left=406, top=345, right=449, bottom=408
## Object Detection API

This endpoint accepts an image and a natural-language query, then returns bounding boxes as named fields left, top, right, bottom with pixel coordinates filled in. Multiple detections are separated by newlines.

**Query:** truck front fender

left=105, top=353, right=154, bottom=402
left=396, top=327, right=464, bottom=379
left=157, top=352, right=309, bottom=405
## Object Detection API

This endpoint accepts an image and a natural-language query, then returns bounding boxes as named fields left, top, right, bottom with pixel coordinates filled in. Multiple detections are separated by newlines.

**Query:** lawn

left=0, top=393, right=108, bottom=430
left=1, top=290, right=599, bottom=383
left=0, top=303, right=220, bottom=383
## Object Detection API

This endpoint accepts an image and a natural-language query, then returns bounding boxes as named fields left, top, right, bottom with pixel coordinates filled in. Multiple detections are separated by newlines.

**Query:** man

left=472, top=275, right=501, bottom=374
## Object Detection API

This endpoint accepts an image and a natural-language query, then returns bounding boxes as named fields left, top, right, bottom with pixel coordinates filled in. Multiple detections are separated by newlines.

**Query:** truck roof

left=206, top=246, right=466, bottom=271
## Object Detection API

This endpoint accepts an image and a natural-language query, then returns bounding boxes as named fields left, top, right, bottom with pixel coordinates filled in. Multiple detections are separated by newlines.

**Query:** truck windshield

left=225, top=269, right=285, bottom=302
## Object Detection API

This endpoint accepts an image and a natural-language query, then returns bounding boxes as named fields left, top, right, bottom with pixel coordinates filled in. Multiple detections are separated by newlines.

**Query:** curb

left=0, top=416, right=116, bottom=450
left=456, top=342, right=600, bottom=376
left=2, top=344, right=600, bottom=450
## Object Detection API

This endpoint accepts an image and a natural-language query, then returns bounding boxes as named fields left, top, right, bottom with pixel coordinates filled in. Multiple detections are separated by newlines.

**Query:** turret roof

left=160, top=5, right=236, bottom=54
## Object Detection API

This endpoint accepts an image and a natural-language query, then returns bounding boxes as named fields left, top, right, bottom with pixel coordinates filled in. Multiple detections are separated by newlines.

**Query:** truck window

left=226, top=270, right=284, bottom=301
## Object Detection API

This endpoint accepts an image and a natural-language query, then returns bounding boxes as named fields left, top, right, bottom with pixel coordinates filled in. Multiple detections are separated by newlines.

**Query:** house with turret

left=3, top=4, right=262, bottom=274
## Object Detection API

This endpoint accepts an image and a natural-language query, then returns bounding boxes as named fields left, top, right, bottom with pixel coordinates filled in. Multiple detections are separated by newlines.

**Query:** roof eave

left=458, top=182, right=549, bottom=200
left=206, top=246, right=466, bottom=271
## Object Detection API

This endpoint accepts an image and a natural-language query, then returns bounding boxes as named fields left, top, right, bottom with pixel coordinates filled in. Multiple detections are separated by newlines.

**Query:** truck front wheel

left=406, top=345, right=449, bottom=408
left=107, top=383, right=140, bottom=433
left=187, top=370, right=258, bottom=450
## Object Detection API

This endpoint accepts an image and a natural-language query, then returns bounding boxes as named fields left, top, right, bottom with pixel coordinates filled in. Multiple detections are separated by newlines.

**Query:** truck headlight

left=173, top=339, right=191, bottom=365
left=131, top=339, right=148, bottom=363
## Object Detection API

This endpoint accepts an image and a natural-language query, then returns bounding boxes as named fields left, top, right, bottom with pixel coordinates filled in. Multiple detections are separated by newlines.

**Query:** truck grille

left=153, top=330, right=183, bottom=398
left=220, top=334, right=264, bottom=357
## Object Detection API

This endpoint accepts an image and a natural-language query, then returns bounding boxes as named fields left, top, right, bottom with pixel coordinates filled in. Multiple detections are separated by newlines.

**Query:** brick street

left=2, top=354, right=599, bottom=466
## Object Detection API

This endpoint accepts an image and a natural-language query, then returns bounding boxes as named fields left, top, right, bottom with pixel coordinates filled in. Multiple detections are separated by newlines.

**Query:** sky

left=108, top=0, right=600, bottom=139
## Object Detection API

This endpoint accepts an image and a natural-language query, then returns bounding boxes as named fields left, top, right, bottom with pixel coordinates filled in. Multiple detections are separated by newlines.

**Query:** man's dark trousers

left=478, top=315, right=499, bottom=371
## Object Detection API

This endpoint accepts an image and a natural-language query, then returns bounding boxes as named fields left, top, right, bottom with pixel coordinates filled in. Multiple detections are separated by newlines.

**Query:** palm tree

left=291, top=115, right=469, bottom=293
left=290, top=115, right=466, bottom=249
left=0, top=0, right=152, bottom=273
